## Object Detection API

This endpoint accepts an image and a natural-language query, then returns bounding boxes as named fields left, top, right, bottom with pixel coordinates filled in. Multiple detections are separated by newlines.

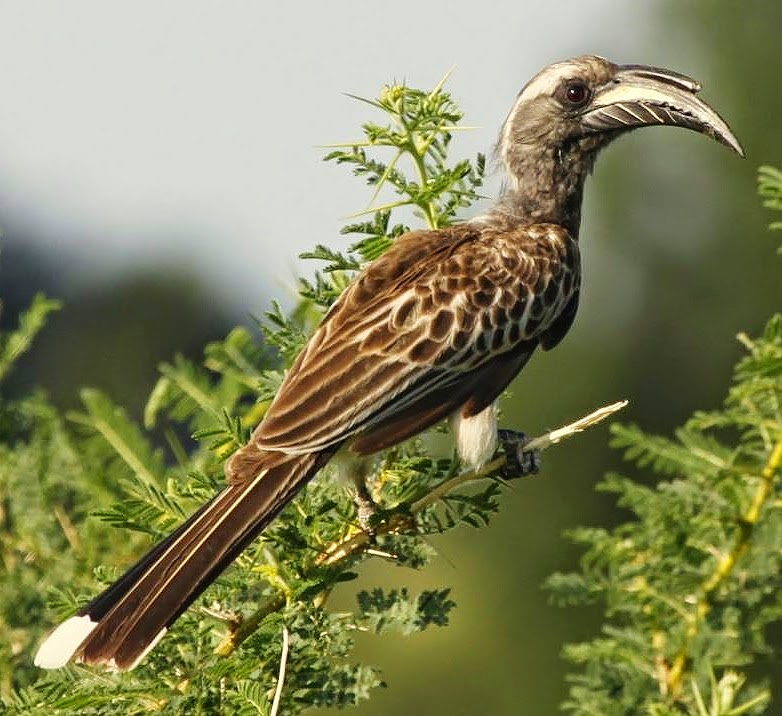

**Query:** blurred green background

left=1, top=1, right=780, bottom=713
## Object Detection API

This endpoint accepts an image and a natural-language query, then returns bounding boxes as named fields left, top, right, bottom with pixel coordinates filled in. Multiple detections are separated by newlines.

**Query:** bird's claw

left=497, top=429, right=541, bottom=479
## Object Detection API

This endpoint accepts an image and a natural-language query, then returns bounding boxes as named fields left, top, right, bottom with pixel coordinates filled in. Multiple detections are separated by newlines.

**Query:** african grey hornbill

left=35, top=55, right=743, bottom=670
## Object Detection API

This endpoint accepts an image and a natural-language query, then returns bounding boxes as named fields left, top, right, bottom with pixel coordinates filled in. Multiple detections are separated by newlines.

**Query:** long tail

left=35, top=448, right=332, bottom=671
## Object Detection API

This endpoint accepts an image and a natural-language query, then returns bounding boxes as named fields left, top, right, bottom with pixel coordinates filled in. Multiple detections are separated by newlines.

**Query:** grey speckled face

left=502, top=56, right=743, bottom=159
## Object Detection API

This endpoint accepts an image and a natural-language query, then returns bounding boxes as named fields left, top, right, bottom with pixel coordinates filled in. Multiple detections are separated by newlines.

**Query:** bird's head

left=495, top=55, right=743, bottom=232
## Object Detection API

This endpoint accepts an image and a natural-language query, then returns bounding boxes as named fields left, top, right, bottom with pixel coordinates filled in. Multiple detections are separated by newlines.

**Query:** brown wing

left=350, top=337, right=537, bottom=455
left=252, top=222, right=580, bottom=455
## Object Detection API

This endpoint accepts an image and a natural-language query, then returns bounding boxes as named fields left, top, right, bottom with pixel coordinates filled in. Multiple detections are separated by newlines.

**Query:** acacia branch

left=411, top=400, right=629, bottom=513
left=666, top=431, right=782, bottom=697
left=215, top=399, right=628, bottom=656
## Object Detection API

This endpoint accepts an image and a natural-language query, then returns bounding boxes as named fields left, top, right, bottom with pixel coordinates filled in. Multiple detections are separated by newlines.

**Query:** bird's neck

left=486, top=140, right=599, bottom=239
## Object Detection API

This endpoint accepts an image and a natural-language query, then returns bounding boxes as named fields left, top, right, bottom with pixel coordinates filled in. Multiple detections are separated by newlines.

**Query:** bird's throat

left=491, top=143, right=593, bottom=239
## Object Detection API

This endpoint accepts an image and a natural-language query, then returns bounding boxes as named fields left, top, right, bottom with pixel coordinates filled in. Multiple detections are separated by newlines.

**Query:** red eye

left=563, top=81, right=590, bottom=106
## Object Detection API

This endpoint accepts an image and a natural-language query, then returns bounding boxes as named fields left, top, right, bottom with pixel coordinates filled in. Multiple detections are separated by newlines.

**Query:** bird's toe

left=498, top=429, right=541, bottom=479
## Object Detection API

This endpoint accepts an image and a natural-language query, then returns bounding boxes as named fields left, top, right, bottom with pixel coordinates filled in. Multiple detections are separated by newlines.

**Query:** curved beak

left=581, top=63, right=744, bottom=157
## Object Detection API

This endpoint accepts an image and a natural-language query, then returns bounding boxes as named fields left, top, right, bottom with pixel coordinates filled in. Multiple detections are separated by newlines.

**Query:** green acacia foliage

left=547, top=169, right=782, bottom=715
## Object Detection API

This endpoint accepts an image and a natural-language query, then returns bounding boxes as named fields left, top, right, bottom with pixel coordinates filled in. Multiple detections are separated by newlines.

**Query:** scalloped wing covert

left=248, top=222, right=579, bottom=460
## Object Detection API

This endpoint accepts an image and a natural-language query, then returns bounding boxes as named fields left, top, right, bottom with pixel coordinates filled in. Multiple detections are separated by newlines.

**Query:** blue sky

left=0, top=1, right=661, bottom=311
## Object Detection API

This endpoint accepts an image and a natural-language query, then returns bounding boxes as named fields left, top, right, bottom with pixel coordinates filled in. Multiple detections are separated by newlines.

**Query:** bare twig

left=53, top=505, right=82, bottom=554
left=411, top=400, right=629, bottom=512
left=214, top=593, right=286, bottom=656
left=269, top=626, right=290, bottom=716
left=524, top=400, right=630, bottom=451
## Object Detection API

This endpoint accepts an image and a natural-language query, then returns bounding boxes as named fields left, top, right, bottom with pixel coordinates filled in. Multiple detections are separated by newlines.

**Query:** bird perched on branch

left=36, top=55, right=743, bottom=671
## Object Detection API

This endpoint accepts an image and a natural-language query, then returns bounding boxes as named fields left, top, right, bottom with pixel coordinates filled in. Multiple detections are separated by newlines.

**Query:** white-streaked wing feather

left=253, top=223, right=578, bottom=455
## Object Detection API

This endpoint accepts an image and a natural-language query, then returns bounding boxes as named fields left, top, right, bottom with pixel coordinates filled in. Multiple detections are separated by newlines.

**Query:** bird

left=35, top=55, right=743, bottom=671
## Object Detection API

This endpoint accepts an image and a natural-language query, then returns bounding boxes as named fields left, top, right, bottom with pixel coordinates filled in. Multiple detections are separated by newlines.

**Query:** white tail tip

left=34, top=615, right=98, bottom=669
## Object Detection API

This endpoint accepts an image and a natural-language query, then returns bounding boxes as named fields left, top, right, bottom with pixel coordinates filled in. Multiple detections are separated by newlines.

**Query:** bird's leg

left=497, top=429, right=541, bottom=479
left=352, top=471, right=379, bottom=530
left=344, top=456, right=381, bottom=530
left=333, top=452, right=380, bottom=530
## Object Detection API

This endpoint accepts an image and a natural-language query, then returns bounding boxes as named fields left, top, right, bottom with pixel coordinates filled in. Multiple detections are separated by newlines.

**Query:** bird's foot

left=497, top=429, right=541, bottom=479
